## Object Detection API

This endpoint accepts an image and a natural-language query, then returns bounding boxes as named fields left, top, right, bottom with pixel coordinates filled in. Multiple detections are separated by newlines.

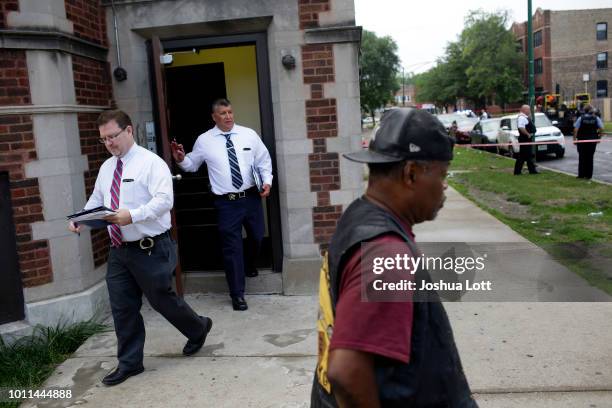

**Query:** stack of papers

left=67, top=206, right=116, bottom=229
left=252, top=165, right=263, bottom=192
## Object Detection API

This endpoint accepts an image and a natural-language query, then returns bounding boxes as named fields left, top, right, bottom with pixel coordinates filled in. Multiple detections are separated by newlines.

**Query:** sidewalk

left=24, top=188, right=612, bottom=407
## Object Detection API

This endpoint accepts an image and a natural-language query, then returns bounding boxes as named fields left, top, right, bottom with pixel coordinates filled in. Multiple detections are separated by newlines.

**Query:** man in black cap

left=311, top=108, right=477, bottom=407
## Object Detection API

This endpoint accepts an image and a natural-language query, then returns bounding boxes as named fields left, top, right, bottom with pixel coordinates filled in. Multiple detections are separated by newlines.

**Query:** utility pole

left=527, top=0, right=536, bottom=158
left=402, top=67, right=406, bottom=106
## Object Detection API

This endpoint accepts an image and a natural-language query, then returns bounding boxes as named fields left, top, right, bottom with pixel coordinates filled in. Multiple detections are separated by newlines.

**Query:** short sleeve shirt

left=329, top=226, right=417, bottom=364
left=574, top=116, right=604, bottom=129
left=517, top=114, right=529, bottom=129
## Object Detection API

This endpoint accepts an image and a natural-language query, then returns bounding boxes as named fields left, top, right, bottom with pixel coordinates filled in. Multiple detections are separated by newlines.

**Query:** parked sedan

left=470, top=118, right=501, bottom=151
left=436, top=114, right=478, bottom=144
left=497, top=113, right=565, bottom=158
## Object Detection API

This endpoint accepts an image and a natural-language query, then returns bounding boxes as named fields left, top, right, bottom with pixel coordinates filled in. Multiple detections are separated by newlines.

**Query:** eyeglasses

left=98, top=127, right=126, bottom=144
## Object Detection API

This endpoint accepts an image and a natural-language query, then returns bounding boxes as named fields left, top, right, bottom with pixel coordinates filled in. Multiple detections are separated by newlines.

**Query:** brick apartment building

left=0, top=0, right=362, bottom=336
left=512, top=7, right=612, bottom=112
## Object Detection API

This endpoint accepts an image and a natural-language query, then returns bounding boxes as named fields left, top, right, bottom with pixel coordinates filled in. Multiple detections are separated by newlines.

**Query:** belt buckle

left=238, top=191, right=246, bottom=199
left=139, top=237, right=154, bottom=250
left=228, top=193, right=236, bottom=201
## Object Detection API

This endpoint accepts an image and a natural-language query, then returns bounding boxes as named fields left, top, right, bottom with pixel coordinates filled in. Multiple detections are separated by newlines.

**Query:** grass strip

left=0, top=319, right=106, bottom=408
left=449, top=147, right=612, bottom=295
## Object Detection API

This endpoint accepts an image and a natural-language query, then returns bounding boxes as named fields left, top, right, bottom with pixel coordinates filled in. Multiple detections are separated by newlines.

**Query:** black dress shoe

left=231, top=296, right=248, bottom=311
left=183, top=316, right=213, bottom=356
left=245, top=268, right=259, bottom=277
left=102, top=366, right=144, bottom=386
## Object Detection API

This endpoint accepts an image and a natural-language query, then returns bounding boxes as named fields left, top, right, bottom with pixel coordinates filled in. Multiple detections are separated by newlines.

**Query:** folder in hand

left=251, top=164, right=263, bottom=192
left=67, top=206, right=116, bottom=229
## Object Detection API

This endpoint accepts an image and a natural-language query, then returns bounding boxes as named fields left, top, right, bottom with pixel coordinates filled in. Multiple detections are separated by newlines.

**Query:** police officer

left=514, top=104, right=539, bottom=175
left=573, top=104, right=603, bottom=180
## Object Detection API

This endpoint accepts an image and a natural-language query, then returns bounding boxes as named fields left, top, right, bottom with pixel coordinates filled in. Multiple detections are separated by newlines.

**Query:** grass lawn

left=0, top=320, right=106, bottom=408
left=605, top=122, right=612, bottom=133
left=449, top=147, right=612, bottom=295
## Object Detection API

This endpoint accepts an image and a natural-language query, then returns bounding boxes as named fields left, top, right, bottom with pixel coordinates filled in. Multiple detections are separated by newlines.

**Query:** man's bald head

left=520, top=105, right=531, bottom=115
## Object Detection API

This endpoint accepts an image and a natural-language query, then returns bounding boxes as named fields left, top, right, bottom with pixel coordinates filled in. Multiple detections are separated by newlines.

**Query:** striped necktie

left=223, top=133, right=243, bottom=190
left=109, top=159, right=123, bottom=247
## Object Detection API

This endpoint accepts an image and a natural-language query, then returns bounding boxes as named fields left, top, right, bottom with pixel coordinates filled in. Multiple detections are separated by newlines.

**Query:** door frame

left=0, top=172, right=25, bottom=324
left=148, top=32, right=283, bottom=273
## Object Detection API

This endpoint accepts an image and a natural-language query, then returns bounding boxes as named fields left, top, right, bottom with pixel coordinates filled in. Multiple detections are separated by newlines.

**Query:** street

left=537, top=135, right=612, bottom=183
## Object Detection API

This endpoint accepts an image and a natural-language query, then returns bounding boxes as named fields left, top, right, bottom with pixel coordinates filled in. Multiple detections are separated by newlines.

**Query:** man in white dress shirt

left=171, top=98, right=273, bottom=311
left=68, top=110, right=212, bottom=386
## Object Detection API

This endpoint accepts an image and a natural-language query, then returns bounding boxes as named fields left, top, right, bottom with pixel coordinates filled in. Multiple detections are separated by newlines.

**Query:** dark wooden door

left=156, top=33, right=283, bottom=274
left=165, top=63, right=227, bottom=270
left=150, top=36, right=184, bottom=295
left=0, top=172, right=25, bottom=324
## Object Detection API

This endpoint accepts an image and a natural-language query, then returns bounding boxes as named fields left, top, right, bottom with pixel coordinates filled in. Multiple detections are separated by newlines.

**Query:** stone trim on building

left=299, top=1, right=343, bottom=251
left=0, top=29, right=108, bottom=61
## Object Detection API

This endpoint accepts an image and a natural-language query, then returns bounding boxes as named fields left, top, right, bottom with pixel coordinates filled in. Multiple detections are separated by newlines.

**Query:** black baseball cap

left=345, top=108, right=454, bottom=163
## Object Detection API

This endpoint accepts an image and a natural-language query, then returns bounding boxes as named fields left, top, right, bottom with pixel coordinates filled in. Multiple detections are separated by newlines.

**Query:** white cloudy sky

left=354, top=0, right=612, bottom=74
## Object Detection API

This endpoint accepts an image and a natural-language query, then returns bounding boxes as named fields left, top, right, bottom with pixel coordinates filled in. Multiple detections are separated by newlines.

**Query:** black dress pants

left=214, top=194, right=264, bottom=298
left=514, top=136, right=537, bottom=174
left=577, top=142, right=597, bottom=179
left=106, top=235, right=206, bottom=370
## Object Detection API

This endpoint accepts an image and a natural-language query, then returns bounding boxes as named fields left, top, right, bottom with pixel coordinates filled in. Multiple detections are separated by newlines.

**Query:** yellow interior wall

left=168, top=45, right=261, bottom=135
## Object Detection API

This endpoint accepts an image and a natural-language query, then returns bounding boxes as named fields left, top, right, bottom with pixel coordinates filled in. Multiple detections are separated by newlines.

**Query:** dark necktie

left=109, top=159, right=123, bottom=247
left=223, top=133, right=243, bottom=190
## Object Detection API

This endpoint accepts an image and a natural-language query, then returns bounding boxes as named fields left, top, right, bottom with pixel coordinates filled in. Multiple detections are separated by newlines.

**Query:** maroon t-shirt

left=329, top=223, right=416, bottom=364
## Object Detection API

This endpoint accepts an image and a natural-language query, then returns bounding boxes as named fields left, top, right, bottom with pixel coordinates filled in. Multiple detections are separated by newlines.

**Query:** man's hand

left=171, top=139, right=185, bottom=163
left=260, top=184, right=271, bottom=198
left=68, top=221, right=81, bottom=234
left=104, top=209, right=133, bottom=226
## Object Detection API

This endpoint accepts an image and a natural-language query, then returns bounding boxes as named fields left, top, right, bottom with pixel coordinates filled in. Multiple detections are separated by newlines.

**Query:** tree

left=461, top=10, right=524, bottom=106
left=415, top=10, right=523, bottom=109
left=359, top=30, right=400, bottom=123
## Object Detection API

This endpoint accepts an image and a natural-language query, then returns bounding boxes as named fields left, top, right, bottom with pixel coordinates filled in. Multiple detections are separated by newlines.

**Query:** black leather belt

left=120, top=230, right=170, bottom=249
left=214, top=186, right=259, bottom=201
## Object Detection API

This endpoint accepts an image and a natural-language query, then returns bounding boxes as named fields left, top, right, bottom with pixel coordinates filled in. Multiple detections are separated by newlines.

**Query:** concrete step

left=179, top=269, right=283, bottom=294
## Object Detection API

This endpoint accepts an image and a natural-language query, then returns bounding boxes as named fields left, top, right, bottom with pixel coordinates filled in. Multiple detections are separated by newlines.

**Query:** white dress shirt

left=517, top=113, right=529, bottom=130
left=84, top=143, right=173, bottom=241
left=178, top=124, right=273, bottom=195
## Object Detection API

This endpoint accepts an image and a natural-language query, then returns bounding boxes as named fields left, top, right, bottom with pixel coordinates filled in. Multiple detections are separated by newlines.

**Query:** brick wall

left=0, top=115, right=52, bottom=287
left=0, top=50, right=31, bottom=106
left=66, top=0, right=113, bottom=265
left=550, top=9, right=612, bottom=100
left=0, top=0, right=18, bottom=28
left=300, top=5, right=342, bottom=251
left=72, top=56, right=113, bottom=106
left=73, top=57, right=113, bottom=266
left=78, top=113, right=110, bottom=266
left=299, top=0, right=330, bottom=29
left=64, top=0, right=108, bottom=47
left=0, top=50, right=52, bottom=287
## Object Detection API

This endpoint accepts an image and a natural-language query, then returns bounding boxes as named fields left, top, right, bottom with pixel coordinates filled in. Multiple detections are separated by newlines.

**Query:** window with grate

left=597, top=80, right=608, bottom=98
left=597, top=52, right=608, bottom=69
left=597, top=22, right=607, bottom=41
left=533, top=30, right=543, bottom=47
left=534, top=58, right=543, bottom=74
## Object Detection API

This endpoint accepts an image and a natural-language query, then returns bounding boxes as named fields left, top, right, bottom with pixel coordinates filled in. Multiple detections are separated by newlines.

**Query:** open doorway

left=162, top=43, right=276, bottom=273
left=0, top=172, right=25, bottom=324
